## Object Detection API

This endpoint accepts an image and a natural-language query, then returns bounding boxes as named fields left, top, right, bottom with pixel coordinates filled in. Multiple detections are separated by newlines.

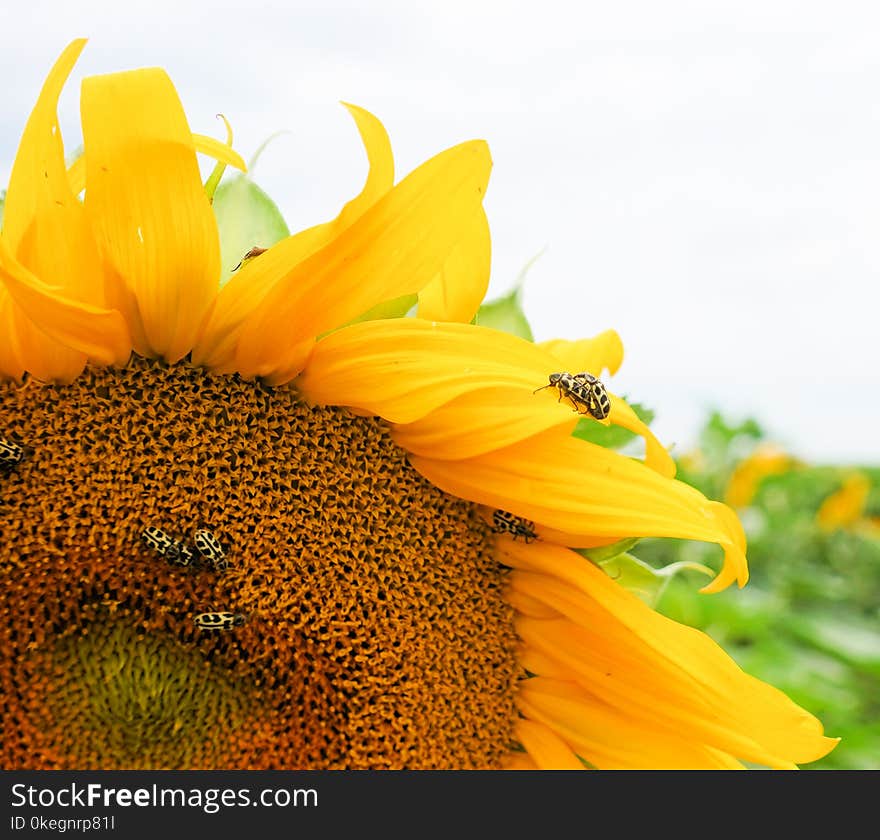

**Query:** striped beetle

left=534, top=371, right=611, bottom=420
left=193, top=528, right=229, bottom=571
left=194, top=612, right=246, bottom=630
left=0, top=435, right=25, bottom=470
left=492, top=509, right=538, bottom=543
left=142, top=526, right=195, bottom=567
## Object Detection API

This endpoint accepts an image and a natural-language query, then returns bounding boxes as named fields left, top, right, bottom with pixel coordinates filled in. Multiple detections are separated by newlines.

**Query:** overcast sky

left=2, top=1, right=878, bottom=464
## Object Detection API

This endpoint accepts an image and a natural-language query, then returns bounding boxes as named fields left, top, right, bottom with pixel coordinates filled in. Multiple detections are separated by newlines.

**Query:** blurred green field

left=630, top=413, right=880, bottom=770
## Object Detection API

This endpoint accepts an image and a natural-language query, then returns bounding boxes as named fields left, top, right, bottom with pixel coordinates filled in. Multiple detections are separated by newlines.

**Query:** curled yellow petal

left=192, top=103, right=395, bottom=371
left=334, top=102, right=395, bottom=230
left=192, top=131, right=247, bottom=173
left=1, top=37, right=130, bottom=379
left=67, top=130, right=247, bottom=199
left=0, top=237, right=130, bottom=367
left=5, top=315, right=86, bottom=384
left=606, top=396, right=676, bottom=478
left=82, top=67, right=220, bottom=363
left=233, top=140, right=492, bottom=383
left=3, top=39, right=87, bottom=257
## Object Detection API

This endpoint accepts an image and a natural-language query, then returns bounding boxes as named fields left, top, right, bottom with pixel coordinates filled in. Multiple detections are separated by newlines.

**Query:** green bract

left=213, top=174, right=290, bottom=286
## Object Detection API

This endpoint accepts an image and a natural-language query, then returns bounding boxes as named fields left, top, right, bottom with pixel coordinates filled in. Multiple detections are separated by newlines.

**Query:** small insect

left=232, top=246, right=268, bottom=271
left=534, top=371, right=611, bottom=420
left=194, top=612, right=246, bottom=630
left=0, top=435, right=25, bottom=470
left=492, top=509, right=538, bottom=543
left=142, top=526, right=194, bottom=567
left=193, top=528, right=228, bottom=571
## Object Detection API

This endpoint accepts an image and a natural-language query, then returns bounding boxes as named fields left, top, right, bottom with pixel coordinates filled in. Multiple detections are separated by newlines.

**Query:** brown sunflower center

left=0, top=356, right=521, bottom=769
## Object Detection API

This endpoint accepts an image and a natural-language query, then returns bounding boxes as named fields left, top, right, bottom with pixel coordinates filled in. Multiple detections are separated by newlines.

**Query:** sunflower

left=724, top=444, right=801, bottom=509
left=816, top=473, right=872, bottom=533
left=0, top=40, right=838, bottom=770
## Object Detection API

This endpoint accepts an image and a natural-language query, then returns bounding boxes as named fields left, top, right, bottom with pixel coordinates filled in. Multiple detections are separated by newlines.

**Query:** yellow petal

left=0, top=38, right=130, bottom=377
left=192, top=223, right=333, bottom=372
left=192, top=132, right=248, bottom=173
left=301, top=319, right=671, bottom=470
left=502, top=753, right=540, bottom=770
left=417, top=205, right=491, bottom=323
left=82, top=67, right=221, bottom=363
left=514, top=718, right=586, bottom=770
left=408, top=426, right=749, bottom=591
left=66, top=154, right=86, bottom=197
left=233, top=140, right=493, bottom=383
left=607, top=396, right=676, bottom=478
left=0, top=291, right=26, bottom=381
left=0, top=237, right=130, bottom=366
left=538, top=329, right=624, bottom=377
left=513, top=602, right=794, bottom=768
left=392, top=387, right=578, bottom=459
left=518, top=678, right=745, bottom=769
left=3, top=40, right=87, bottom=258
left=502, top=583, right=562, bottom=620
left=298, top=320, right=549, bottom=423
left=67, top=131, right=247, bottom=198
left=192, top=103, right=394, bottom=371
left=7, top=314, right=86, bottom=383
left=501, top=539, right=839, bottom=765
left=334, top=103, right=394, bottom=230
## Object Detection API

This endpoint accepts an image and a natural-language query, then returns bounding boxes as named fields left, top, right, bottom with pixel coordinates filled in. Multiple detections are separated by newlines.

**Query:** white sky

left=2, top=1, right=878, bottom=464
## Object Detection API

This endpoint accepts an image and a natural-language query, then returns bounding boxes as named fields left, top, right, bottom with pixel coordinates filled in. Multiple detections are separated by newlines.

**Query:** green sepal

left=588, top=552, right=715, bottom=606
left=316, top=294, right=418, bottom=341
left=213, top=175, right=290, bottom=286
left=578, top=538, right=641, bottom=563
left=475, top=285, right=534, bottom=341
left=344, top=294, right=418, bottom=326
left=204, top=161, right=225, bottom=204
left=474, top=249, right=545, bottom=340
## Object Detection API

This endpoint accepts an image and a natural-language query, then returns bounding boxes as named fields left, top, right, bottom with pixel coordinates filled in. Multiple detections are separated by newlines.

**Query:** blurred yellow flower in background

left=817, top=473, right=872, bottom=533
left=725, top=443, right=801, bottom=509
